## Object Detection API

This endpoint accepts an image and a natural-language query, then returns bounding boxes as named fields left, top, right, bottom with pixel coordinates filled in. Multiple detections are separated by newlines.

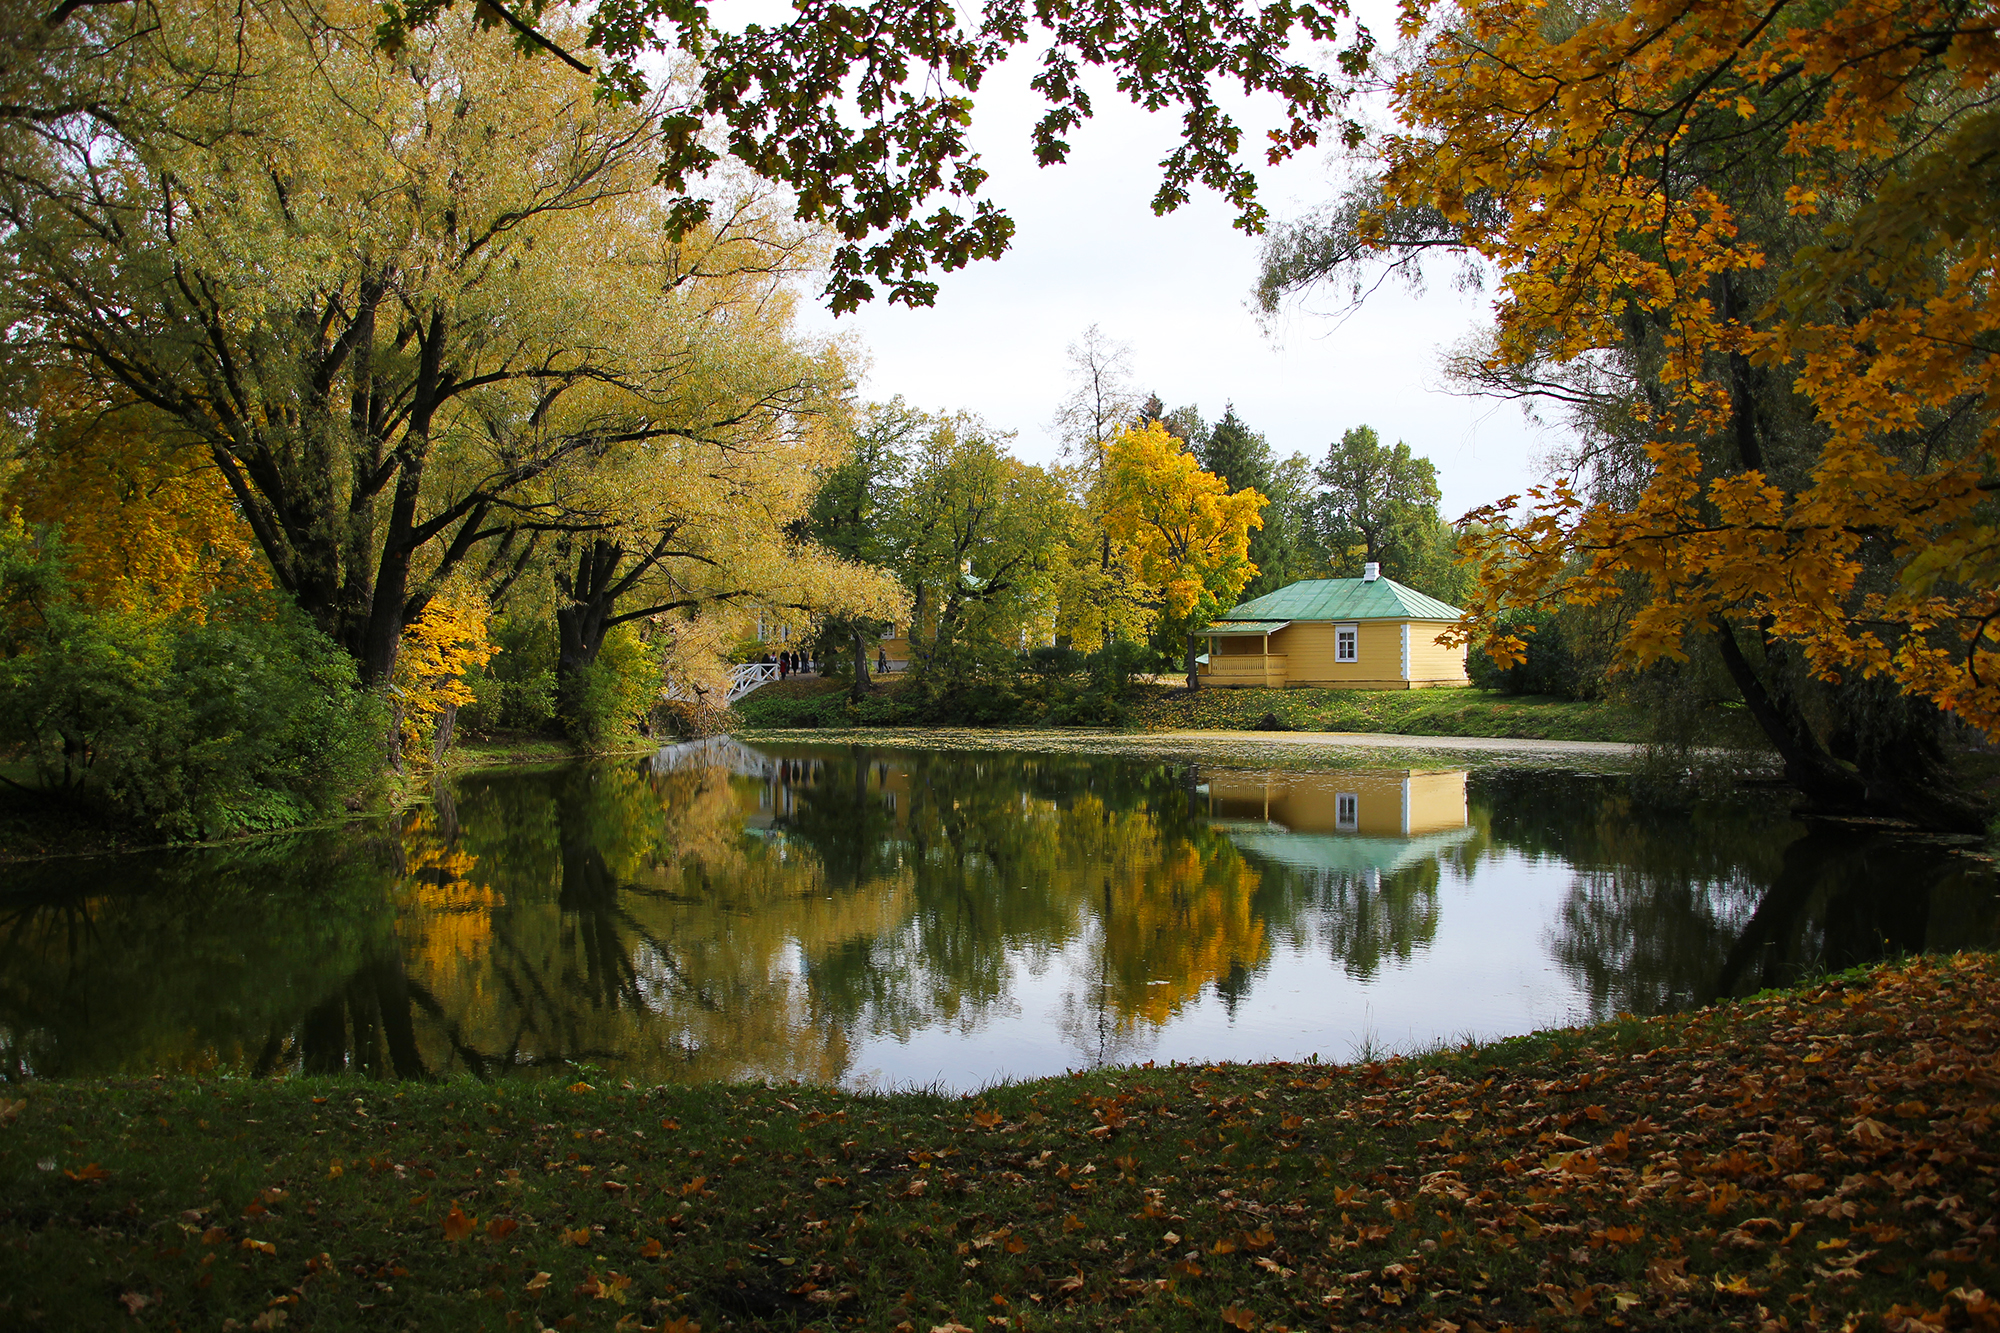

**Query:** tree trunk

left=1185, top=633, right=1201, bottom=692
left=430, top=702, right=458, bottom=767
left=555, top=538, right=626, bottom=683
left=1715, top=624, right=1990, bottom=833
left=851, top=625, right=872, bottom=702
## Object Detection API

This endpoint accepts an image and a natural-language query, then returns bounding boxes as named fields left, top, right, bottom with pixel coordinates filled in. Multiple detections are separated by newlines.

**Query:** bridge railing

left=662, top=661, right=782, bottom=705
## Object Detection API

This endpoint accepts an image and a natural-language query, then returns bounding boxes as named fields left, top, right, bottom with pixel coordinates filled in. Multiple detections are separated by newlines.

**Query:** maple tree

left=1099, top=420, right=1266, bottom=689
left=1265, top=0, right=2000, bottom=829
left=389, top=578, right=496, bottom=771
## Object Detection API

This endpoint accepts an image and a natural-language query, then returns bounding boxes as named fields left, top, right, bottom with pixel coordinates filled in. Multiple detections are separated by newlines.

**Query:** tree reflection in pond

left=1, top=745, right=1992, bottom=1086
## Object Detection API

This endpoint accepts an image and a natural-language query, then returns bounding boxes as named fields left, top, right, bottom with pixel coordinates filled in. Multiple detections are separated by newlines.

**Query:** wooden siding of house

left=1405, top=622, right=1471, bottom=687
left=1204, top=619, right=1469, bottom=689
left=1273, top=621, right=1404, bottom=688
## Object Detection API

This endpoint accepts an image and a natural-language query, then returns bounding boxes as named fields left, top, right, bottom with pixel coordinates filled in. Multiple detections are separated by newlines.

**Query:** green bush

left=1468, top=609, right=1584, bottom=698
left=461, top=615, right=559, bottom=734
left=558, top=626, right=660, bottom=749
left=0, top=540, right=383, bottom=838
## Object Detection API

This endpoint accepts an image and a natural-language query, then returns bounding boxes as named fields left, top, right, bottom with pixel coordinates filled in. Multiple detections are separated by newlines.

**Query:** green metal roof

left=1205, top=619, right=1291, bottom=635
left=1221, top=577, right=1464, bottom=623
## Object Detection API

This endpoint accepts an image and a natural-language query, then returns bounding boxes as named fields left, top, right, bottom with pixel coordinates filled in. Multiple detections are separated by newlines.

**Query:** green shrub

left=0, top=565, right=383, bottom=838
left=1468, top=608, right=1584, bottom=698
left=558, top=626, right=660, bottom=749
left=461, top=615, right=559, bottom=734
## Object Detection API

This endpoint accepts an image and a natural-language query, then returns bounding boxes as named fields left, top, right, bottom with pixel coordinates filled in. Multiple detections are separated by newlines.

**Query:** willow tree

left=3, top=0, right=700, bottom=684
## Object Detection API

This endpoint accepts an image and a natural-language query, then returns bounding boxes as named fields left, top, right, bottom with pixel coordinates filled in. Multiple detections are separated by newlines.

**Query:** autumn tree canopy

left=1100, top=420, right=1267, bottom=688
left=1264, top=0, right=2000, bottom=827
left=4, top=0, right=902, bottom=707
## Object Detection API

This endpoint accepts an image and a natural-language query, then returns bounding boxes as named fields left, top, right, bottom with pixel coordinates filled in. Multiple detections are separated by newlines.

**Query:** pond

left=3, top=737, right=1994, bottom=1091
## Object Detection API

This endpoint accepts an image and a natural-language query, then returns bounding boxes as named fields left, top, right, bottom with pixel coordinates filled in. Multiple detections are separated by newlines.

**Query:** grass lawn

left=3, top=953, right=1993, bottom=1332
left=1129, top=686, right=1684, bottom=746
left=451, top=736, right=597, bottom=770
left=730, top=676, right=1710, bottom=746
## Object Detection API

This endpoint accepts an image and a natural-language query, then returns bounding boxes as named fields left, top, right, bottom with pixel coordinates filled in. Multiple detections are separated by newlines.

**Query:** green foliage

left=462, top=615, right=559, bottom=735
left=1468, top=608, right=1585, bottom=697
left=557, top=626, right=660, bottom=750
left=1024, top=644, right=1087, bottom=678
left=0, top=532, right=383, bottom=837
left=1313, top=425, right=1461, bottom=594
left=383, top=0, right=1367, bottom=314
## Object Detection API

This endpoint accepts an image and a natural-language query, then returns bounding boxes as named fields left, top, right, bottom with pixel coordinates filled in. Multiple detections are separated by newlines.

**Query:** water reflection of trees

left=1505, top=774, right=1786, bottom=1017
left=776, top=751, right=1267, bottom=1069
left=0, top=838, right=398, bottom=1079
left=5, top=752, right=1991, bottom=1084
left=1486, top=770, right=1991, bottom=1020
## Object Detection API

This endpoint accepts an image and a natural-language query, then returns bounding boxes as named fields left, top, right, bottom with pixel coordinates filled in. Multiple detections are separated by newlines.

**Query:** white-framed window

left=1335, top=622, right=1359, bottom=663
left=1336, top=792, right=1359, bottom=830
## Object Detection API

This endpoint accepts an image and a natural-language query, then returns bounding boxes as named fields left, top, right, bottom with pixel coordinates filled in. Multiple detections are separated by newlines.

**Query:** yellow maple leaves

left=1384, top=0, right=2000, bottom=736
left=392, top=578, right=496, bottom=762
left=1098, top=421, right=1266, bottom=626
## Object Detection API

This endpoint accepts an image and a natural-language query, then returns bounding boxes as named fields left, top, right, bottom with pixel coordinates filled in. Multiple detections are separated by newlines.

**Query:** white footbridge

left=662, top=662, right=780, bottom=705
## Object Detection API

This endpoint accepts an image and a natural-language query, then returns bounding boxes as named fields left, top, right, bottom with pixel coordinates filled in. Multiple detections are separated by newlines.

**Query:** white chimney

left=1362, top=562, right=1380, bottom=582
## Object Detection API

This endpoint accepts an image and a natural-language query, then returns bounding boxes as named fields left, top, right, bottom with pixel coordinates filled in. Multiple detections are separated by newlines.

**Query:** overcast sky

left=787, top=27, right=1555, bottom=523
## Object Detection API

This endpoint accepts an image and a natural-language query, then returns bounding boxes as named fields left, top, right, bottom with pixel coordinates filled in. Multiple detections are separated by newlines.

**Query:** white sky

left=787, top=25, right=1555, bottom=523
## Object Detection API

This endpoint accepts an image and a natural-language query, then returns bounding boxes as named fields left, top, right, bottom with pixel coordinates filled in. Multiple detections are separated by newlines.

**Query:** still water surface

left=3, top=739, right=1994, bottom=1090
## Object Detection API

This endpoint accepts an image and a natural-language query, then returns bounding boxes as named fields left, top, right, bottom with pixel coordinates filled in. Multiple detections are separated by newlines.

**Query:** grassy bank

left=4, top=954, right=1994, bottom=1332
left=1130, top=687, right=1674, bottom=745
left=733, top=676, right=1700, bottom=747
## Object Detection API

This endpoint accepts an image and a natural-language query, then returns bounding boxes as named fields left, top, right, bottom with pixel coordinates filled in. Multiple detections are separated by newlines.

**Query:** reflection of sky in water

left=847, top=850, right=1587, bottom=1093
left=3, top=740, right=1991, bottom=1087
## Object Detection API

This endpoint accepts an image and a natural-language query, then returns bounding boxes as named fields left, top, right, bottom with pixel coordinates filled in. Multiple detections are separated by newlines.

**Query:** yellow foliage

left=393, top=579, right=496, bottom=758
left=1099, top=421, right=1266, bottom=625
left=8, top=375, right=266, bottom=615
left=1381, top=0, right=2000, bottom=736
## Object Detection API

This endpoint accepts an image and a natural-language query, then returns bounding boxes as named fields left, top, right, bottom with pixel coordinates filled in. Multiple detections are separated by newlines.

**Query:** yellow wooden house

left=1200, top=565, right=1469, bottom=689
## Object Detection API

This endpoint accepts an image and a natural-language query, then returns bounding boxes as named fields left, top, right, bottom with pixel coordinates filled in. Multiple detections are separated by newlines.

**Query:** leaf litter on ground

left=0, top=953, right=1994, bottom=1332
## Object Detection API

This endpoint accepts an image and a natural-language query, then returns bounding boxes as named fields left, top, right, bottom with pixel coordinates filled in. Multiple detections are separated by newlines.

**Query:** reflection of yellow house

left=1201, top=567, right=1469, bottom=689
left=1202, top=769, right=1472, bottom=873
